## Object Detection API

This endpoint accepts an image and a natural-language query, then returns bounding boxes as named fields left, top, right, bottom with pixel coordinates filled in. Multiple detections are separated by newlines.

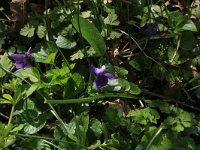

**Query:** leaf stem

left=13, top=133, right=88, bottom=149
left=46, top=93, right=138, bottom=104
left=7, top=104, right=15, bottom=127
left=145, top=127, right=163, bottom=150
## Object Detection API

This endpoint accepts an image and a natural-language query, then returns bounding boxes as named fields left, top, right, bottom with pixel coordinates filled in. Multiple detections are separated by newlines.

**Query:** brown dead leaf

left=7, top=0, right=28, bottom=40
left=165, top=0, right=187, bottom=10
left=103, top=99, right=131, bottom=116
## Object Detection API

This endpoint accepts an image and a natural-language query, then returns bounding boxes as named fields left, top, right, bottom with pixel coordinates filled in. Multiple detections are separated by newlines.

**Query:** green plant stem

left=43, top=140, right=62, bottom=150
left=187, top=84, right=200, bottom=91
left=0, top=112, right=9, bottom=120
left=13, top=133, right=88, bottom=149
left=142, top=89, right=200, bottom=111
left=7, top=104, right=15, bottom=127
left=46, top=93, right=138, bottom=104
left=145, top=127, right=163, bottom=150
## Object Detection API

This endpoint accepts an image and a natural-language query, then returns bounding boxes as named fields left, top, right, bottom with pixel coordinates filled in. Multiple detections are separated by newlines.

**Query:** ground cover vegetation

left=0, top=0, right=200, bottom=149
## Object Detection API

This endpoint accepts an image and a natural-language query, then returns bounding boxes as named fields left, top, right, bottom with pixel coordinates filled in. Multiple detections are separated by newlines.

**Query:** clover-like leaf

left=104, top=14, right=120, bottom=26
left=36, top=25, right=46, bottom=39
left=128, top=108, right=160, bottom=125
left=20, top=24, right=35, bottom=38
left=56, top=35, right=77, bottom=49
left=0, top=53, right=12, bottom=78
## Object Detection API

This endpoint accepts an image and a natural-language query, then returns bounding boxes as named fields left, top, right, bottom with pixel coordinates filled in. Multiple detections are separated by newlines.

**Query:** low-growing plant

left=0, top=0, right=200, bottom=149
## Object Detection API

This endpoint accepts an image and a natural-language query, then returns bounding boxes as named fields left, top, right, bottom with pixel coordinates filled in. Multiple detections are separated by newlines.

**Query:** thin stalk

left=145, top=127, right=163, bottom=150
left=142, top=89, right=200, bottom=111
left=7, top=104, right=15, bottom=127
left=187, top=84, right=200, bottom=92
left=43, top=139, right=62, bottom=149
left=46, top=93, right=138, bottom=104
left=13, top=133, right=88, bottom=149
left=0, top=112, right=9, bottom=120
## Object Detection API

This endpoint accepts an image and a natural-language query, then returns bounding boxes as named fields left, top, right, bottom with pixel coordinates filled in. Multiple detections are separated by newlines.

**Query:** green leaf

left=178, top=110, right=194, bottom=128
left=81, top=10, right=91, bottom=18
left=3, top=78, right=19, bottom=92
left=4, top=135, right=16, bottom=148
left=174, top=136, right=196, bottom=150
left=17, top=109, right=47, bottom=134
left=180, top=31, right=197, bottom=51
left=181, top=20, right=197, bottom=32
left=114, top=66, right=128, bottom=77
left=70, top=50, right=84, bottom=61
left=118, top=79, right=130, bottom=91
left=129, top=53, right=152, bottom=71
left=71, top=15, right=106, bottom=56
left=74, top=112, right=89, bottom=145
left=168, top=11, right=187, bottom=29
left=103, top=107, right=123, bottom=129
left=88, top=140, right=101, bottom=150
left=152, top=64, right=166, bottom=80
left=20, top=24, right=35, bottom=38
left=167, top=47, right=180, bottom=64
left=192, top=55, right=200, bottom=66
left=145, top=100, right=171, bottom=114
left=36, top=25, right=46, bottom=39
left=70, top=48, right=96, bottom=61
left=106, top=79, right=122, bottom=91
left=109, top=31, right=122, bottom=39
left=26, top=83, right=38, bottom=97
left=63, top=73, right=84, bottom=98
left=72, top=73, right=85, bottom=91
left=56, top=35, right=77, bottom=49
left=21, top=138, right=45, bottom=150
left=0, top=98, right=12, bottom=104
left=54, top=112, right=89, bottom=148
left=45, top=63, right=74, bottom=85
left=19, top=67, right=40, bottom=82
left=165, top=68, right=182, bottom=84
left=104, top=135, right=121, bottom=149
left=90, top=118, right=102, bottom=139
left=128, top=108, right=160, bottom=125
left=0, top=53, right=12, bottom=78
left=11, top=124, right=25, bottom=132
left=129, top=83, right=141, bottom=95
left=3, top=94, right=12, bottom=101
left=161, top=109, right=194, bottom=132
left=104, top=14, right=120, bottom=26
left=33, top=41, right=58, bottom=64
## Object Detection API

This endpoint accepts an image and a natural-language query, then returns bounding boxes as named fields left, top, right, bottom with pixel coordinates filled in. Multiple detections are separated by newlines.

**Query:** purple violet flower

left=143, top=24, right=158, bottom=36
left=90, top=65, right=114, bottom=90
left=11, top=47, right=33, bottom=69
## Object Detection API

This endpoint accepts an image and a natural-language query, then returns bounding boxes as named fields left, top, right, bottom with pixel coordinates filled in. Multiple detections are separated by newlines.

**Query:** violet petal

left=11, top=53, right=33, bottom=69
left=93, top=75, right=108, bottom=90
left=15, top=63, right=25, bottom=69
left=11, top=54, right=25, bottom=62
left=104, top=73, right=114, bottom=80
left=91, top=65, right=106, bottom=77
left=143, top=24, right=158, bottom=36
left=23, top=63, right=32, bottom=68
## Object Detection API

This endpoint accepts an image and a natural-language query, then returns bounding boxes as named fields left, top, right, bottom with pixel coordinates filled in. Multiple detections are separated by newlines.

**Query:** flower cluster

left=90, top=65, right=114, bottom=90
left=11, top=47, right=33, bottom=69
